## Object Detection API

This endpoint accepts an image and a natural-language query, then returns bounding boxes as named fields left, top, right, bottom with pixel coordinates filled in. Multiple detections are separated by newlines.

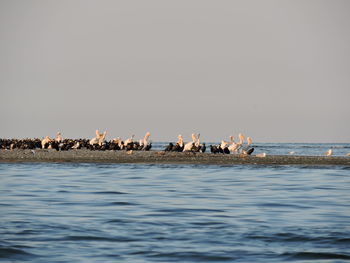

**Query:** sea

left=1, top=143, right=350, bottom=262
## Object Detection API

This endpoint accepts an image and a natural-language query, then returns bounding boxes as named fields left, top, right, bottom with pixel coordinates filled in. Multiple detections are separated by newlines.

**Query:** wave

left=93, top=191, right=129, bottom=195
left=0, top=246, right=36, bottom=259
left=283, top=251, right=350, bottom=260
left=245, top=232, right=350, bottom=245
left=107, top=201, right=137, bottom=206
left=147, top=251, right=234, bottom=261
left=64, top=235, right=139, bottom=242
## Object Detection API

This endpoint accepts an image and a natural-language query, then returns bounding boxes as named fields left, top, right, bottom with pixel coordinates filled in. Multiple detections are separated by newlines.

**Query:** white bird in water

left=325, top=149, right=333, bottom=156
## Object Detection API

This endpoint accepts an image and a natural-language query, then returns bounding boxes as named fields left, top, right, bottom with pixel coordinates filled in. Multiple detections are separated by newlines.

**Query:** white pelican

left=191, top=133, right=198, bottom=144
left=41, top=136, right=52, bottom=149
left=89, top=130, right=99, bottom=145
left=72, top=141, right=80, bottom=149
left=98, top=131, right=107, bottom=146
left=89, top=137, right=99, bottom=145
left=124, top=134, right=135, bottom=145
left=228, top=133, right=245, bottom=153
left=113, top=137, right=124, bottom=149
left=183, top=133, right=197, bottom=152
left=241, top=136, right=253, bottom=155
left=177, top=135, right=184, bottom=148
left=256, top=152, right=266, bottom=158
left=55, top=132, right=63, bottom=143
left=195, top=133, right=201, bottom=147
left=220, top=139, right=230, bottom=150
left=139, top=132, right=151, bottom=147
left=228, top=136, right=238, bottom=153
left=325, top=149, right=333, bottom=156
left=89, top=129, right=107, bottom=145
left=246, top=137, right=252, bottom=146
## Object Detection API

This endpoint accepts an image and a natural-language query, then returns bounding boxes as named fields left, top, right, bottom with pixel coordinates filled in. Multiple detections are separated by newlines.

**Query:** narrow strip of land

left=1, top=149, right=349, bottom=166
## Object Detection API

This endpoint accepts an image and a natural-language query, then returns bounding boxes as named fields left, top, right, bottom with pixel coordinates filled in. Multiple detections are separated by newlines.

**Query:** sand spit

left=1, top=149, right=350, bottom=166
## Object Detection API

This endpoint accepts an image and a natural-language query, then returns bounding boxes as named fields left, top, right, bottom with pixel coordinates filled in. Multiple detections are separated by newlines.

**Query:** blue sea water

left=1, top=143, right=350, bottom=262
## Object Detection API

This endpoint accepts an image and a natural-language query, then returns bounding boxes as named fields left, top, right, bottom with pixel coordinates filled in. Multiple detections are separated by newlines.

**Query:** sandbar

left=1, top=149, right=349, bottom=166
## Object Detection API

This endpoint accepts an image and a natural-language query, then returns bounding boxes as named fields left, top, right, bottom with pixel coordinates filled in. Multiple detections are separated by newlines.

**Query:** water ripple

left=283, top=251, right=350, bottom=260
left=1, top=162, right=349, bottom=262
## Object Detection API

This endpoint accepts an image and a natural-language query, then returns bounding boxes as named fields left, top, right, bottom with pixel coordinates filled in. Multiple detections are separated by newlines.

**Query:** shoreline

left=1, top=149, right=350, bottom=166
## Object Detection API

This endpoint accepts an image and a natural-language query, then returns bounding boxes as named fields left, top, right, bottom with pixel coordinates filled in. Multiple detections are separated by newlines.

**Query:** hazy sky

left=1, top=0, right=349, bottom=142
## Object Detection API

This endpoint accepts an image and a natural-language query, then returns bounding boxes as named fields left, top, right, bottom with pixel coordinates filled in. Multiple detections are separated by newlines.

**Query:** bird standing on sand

left=325, top=149, right=333, bottom=156
left=256, top=152, right=266, bottom=158
left=183, top=133, right=199, bottom=152
left=55, top=132, right=63, bottom=143
left=242, top=136, right=254, bottom=155
left=124, top=134, right=135, bottom=146
left=139, top=132, right=151, bottom=150
left=89, top=130, right=107, bottom=146
left=41, top=136, right=52, bottom=149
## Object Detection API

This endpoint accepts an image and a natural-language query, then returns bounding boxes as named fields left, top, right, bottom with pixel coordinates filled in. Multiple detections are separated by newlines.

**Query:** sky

left=0, top=0, right=349, bottom=143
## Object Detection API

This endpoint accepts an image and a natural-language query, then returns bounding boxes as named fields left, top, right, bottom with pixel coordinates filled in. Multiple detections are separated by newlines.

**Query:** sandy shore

left=1, top=149, right=350, bottom=166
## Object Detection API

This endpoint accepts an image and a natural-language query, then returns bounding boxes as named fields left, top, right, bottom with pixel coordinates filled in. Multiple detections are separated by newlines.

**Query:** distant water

left=152, top=142, right=350, bottom=156
left=1, top=161, right=350, bottom=262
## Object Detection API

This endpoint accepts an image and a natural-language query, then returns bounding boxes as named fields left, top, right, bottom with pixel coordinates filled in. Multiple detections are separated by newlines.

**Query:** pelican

left=98, top=131, right=107, bottom=146
left=139, top=132, right=151, bottom=147
left=183, top=133, right=200, bottom=152
left=124, top=134, right=135, bottom=145
left=228, top=133, right=245, bottom=153
left=192, top=133, right=198, bottom=145
left=228, top=136, right=239, bottom=153
left=89, top=137, right=99, bottom=145
left=183, top=134, right=195, bottom=152
left=256, top=152, right=266, bottom=158
left=89, top=130, right=99, bottom=145
left=238, top=133, right=245, bottom=146
left=41, top=136, right=52, bottom=149
left=72, top=141, right=80, bottom=149
left=242, top=136, right=254, bottom=155
left=190, top=133, right=203, bottom=152
left=325, top=149, right=333, bottom=156
left=113, top=137, right=124, bottom=149
left=177, top=134, right=184, bottom=148
left=247, top=137, right=252, bottom=146
left=89, top=130, right=107, bottom=146
left=55, top=132, right=63, bottom=143
left=194, top=133, right=201, bottom=147
left=220, top=140, right=229, bottom=150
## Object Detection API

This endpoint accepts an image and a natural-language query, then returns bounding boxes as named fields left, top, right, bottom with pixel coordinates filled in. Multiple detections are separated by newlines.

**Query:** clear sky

left=1, top=0, right=349, bottom=143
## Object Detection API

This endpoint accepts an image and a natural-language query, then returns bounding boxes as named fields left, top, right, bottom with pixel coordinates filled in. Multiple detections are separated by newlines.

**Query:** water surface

left=1, top=162, right=350, bottom=262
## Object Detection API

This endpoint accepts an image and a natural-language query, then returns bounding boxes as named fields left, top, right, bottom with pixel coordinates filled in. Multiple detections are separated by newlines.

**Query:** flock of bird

left=0, top=130, right=254, bottom=155
left=163, top=133, right=255, bottom=155
left=0, top=130, right=348, bottom=157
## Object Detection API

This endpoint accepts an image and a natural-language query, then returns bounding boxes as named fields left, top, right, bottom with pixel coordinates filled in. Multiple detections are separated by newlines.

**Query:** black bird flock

left=0, top=131, right=255, bottom=155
